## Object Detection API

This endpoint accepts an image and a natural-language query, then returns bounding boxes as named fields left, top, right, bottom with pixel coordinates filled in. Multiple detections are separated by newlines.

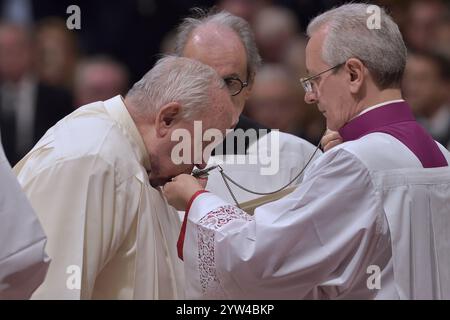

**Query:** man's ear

left=345, top=58, right=365, bottom=94
left=155, top=102, right=182, bottom=137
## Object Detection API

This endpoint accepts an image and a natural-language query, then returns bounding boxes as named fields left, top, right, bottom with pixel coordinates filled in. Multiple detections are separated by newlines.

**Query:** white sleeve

left=16, top=156, right=137, bottom=299
left=183, top=149, right=384, bottom=299
left=0, top=143, right=49, bottom=299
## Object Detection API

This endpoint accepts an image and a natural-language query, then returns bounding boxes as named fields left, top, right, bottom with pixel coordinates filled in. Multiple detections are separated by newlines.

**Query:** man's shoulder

left=333, top=132, right=422, bottom=171
left=55, top=102, right=131, bottom=158
left=24, top=102, right=141, bottom=177
left=303, top=133, right=418, bottom=181
left=307, top=145, right=362, bottom=173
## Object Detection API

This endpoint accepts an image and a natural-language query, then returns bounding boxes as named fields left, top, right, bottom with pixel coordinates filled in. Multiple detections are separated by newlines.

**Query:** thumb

left=197, top=177, right=208, bottom=189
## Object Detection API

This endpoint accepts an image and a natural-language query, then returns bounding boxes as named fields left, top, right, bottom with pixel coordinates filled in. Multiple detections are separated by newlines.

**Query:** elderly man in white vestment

left=0, top=139, right=49, bottom=299
left=163, top=4, right=450, bottom=299
left=175, top=9, right=321, bottom=205
left=13, top=56, right=239, bottom=299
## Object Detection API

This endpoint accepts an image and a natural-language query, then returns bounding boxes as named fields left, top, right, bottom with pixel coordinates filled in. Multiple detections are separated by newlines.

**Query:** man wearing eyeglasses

left=175, top=8, right=262, bottom=155
left=174, top=9, right=321, bottom=205
left=164, top=3, right=450, bottom=299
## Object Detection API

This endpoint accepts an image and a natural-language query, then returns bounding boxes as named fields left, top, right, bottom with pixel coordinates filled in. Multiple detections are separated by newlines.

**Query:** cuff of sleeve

left=177, top=190, right=209, bottom=260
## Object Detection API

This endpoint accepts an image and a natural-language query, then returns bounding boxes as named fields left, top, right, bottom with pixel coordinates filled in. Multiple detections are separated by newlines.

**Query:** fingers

left=323, top=139, right=343, bottom=152
left=321, top=129, right=343, bottom=152
left=197, top=177, right=208, bottom=189
left=162, top=174, right=205, bottom=211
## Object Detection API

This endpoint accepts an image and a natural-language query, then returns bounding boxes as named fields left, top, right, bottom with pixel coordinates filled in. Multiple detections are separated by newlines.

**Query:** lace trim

left=197, top=205, right=253, bottom=296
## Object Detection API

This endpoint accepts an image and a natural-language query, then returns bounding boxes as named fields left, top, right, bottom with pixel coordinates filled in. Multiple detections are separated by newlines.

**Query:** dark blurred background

left=1, top=0, right=449, bottom=165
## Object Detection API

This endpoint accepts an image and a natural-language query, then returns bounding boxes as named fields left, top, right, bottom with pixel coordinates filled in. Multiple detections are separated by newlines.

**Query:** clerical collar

left=351, top=99, right=405, bottom=120
left=339, top=100, right=412, bottom=142
left=104, top=95, right=152, bottom=171
left=338, top=100, right=448, bottom=168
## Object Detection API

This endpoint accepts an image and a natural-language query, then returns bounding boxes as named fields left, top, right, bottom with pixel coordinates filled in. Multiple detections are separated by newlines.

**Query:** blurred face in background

left=0, top=24, right=33, bottom=83
left=35, top=19, right=78, bottom=88
left=74, top=60, right=129, bottom=107
left=218, top=0, right=268, bottom=23
left=404, top=0, right=447, bottom=51
left=434, top=19, right=450, bottom=57
left=245, top=65, right=305, bottom=134
left=253, top=6, right=299, bottom=63
left=403, top=54, right=448, bottom=117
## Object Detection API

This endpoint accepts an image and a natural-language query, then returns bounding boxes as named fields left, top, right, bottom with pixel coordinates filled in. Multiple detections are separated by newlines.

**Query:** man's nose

left=304, top=91, right=318, bottom=104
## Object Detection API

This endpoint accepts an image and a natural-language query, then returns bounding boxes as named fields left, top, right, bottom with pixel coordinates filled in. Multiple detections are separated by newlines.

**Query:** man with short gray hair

left=14, top=55, right=238, bottom=299
left=164, top=3, right=450, bottom=299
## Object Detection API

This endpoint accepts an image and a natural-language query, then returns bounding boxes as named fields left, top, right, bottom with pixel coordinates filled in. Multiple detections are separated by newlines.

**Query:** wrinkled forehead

left=183, top=24, right=248, bottom=79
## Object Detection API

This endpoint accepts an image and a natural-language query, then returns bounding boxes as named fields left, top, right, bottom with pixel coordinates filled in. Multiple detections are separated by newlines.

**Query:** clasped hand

left=162, top=174, right=207, bottom=210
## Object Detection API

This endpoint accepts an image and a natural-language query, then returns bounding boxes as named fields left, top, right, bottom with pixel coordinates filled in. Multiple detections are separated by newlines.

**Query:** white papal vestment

left=14, top=96, right=184, bottom=299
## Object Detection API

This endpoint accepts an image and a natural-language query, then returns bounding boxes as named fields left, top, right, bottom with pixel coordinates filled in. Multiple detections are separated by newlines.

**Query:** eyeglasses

left=224, top=76, right=248, bottom=96
left=300, top=63, right=344, bottom=93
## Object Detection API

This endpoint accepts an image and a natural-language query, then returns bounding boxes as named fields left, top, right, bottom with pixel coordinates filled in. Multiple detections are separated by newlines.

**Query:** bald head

left=183, top=24, right=248, bottom=87
left=174, top=9, right=261, bottom=117
left=174, top=9, right=261, bottom=83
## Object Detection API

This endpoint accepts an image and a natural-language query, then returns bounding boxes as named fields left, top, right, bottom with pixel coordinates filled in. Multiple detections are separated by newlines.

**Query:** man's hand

left=162, top=174, right=207, bottom=211
left=321, top=129, right=343, bottom=152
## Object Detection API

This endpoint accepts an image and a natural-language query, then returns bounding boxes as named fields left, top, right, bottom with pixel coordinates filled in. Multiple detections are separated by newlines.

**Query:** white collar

left=353, top=99, right=405, bottom=119
left=104, top=95, right=151, bottom=171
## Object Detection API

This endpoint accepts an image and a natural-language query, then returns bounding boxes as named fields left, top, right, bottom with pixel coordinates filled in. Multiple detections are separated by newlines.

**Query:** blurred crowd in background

left=0, top=0, right=449, bottom=165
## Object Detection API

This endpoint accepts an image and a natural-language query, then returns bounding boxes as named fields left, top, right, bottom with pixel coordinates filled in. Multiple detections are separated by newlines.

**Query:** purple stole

left=338, top=101, right=448, bottom=168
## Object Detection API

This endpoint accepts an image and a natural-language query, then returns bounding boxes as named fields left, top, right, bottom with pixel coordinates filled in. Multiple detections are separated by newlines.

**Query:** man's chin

left=149, top=168, right=193, bottom=187
left=149, top=177, right=172, bottom=188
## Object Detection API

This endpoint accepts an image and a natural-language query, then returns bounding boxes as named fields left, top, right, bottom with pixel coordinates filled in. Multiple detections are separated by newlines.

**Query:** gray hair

left=126, top=56, right=225, bottom=119
left=174, top=8, right=262, bottom=84
left=307, top=3, right=407, bottom=89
